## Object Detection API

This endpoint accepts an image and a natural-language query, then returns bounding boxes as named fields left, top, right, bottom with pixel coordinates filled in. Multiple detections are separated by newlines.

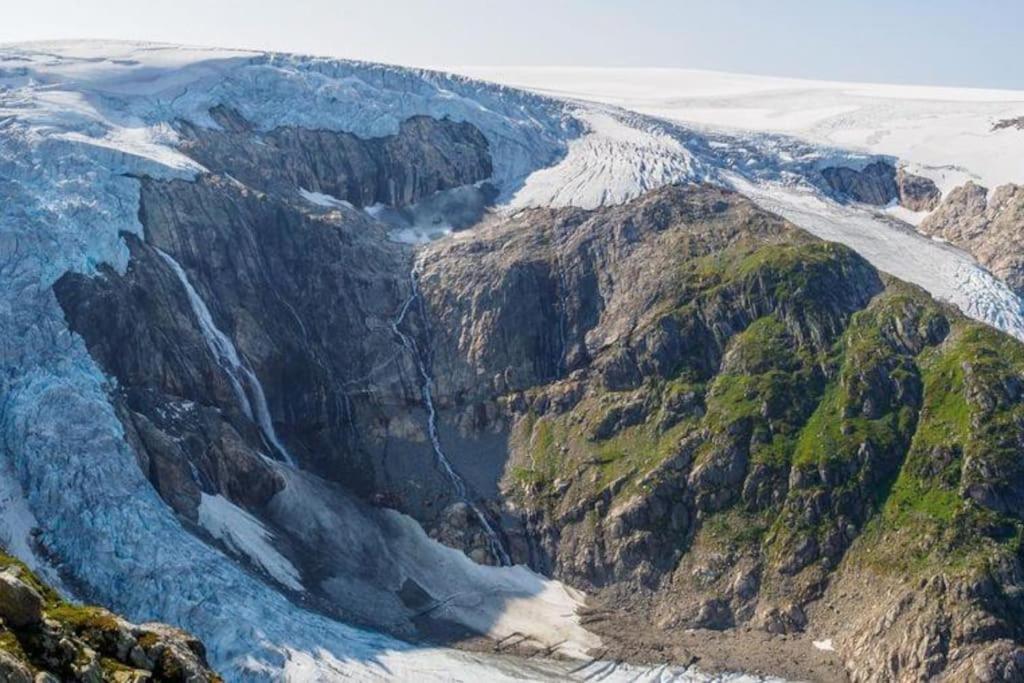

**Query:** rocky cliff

left=820, top=161, right=940, bottom=211
left=0, top=550, right=219, bottom=682
left=414, top=184, right=1024, bottom=681
left=919, top=181, right=1024, bottom=296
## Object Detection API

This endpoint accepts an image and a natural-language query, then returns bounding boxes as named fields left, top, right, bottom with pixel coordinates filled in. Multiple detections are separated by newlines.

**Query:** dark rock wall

left=54, top=112, right=496, bottom=530
left=820, top=160, right=940, bottom=211
left=177, top=105, right=493, bottom=207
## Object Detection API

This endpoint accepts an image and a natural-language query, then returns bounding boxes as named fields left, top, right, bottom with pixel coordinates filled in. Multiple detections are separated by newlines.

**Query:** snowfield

left=451, top=66, right=1024, bottom=193
left=0, top=40, right=1021, bottom=682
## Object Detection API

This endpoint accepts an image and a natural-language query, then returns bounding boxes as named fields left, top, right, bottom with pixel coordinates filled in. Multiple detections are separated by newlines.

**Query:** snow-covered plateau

left=0, top=40, right=1022, bottom=681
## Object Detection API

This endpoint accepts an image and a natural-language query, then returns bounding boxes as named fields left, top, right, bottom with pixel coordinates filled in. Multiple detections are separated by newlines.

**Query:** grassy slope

left=508, top=236, right=1024, bottom=586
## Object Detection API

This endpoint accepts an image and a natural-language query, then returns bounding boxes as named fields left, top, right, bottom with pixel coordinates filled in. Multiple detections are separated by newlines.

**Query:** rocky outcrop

left=0, top=552, right=219, bottom=682
left=821, top=161, right=940, bottom=211
left=919, top=181, right=1024, bottom=294
left=822, top=161, right=899, bottom=205
left=896, top=167, right=941, bottom=212
left=176, top=106, right=492, bottom=208
left=993, top=116, right=1024, bottom=131
left=0, top=569, right=43, bottom=629
left=408, top=184, right=1024, bottom=681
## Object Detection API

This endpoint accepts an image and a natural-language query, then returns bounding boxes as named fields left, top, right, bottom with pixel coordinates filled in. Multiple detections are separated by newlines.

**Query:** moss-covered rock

left=0, top=549, right=220, bottom=682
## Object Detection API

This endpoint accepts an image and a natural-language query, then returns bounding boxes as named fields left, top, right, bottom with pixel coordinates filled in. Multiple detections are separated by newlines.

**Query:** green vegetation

left=0, top=547, right=219, bottom=681
left=856, top=322, right=1024, bottom=573
left=512, top=234, right=1024, bottom=588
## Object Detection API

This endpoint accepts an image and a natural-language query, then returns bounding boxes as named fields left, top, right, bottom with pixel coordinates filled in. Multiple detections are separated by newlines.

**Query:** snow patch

left=299, top=188, right=354, bottom=209
left=198, top=494, right=303, bottom=592
left=813, top=638, right=836, bottom=652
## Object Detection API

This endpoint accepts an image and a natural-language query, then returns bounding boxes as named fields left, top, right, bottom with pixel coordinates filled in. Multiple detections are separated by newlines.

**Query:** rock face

left=50, top=106, right=1024, bottom=681
left=178, top=106, right=493, bottom=208
left=993, top=116, right=1024, bottom=131
left=919, top=181, right=1024, bottom=294
left=896, top=166, right=942, bottom=212
left=821, top=161, right=899, bottom=205
left=54, top=110, right=500, bottom=538
left=821, top=161, right=940, bottom=211
left=414, top=184, right=1024, bottom=681
left=0, top=569, right=44, bottom=628
left=0, top=551, right=219, bottom=682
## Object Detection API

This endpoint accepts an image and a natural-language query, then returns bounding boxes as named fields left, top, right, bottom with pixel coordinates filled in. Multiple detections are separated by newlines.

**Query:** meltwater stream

left=157, top=248, right=297, bottom=466
left=392, top=260, right=513, bottom=566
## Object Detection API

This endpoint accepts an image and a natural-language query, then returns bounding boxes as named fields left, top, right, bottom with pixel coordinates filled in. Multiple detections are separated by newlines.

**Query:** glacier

left=0, top=40, right=1021, bottom=681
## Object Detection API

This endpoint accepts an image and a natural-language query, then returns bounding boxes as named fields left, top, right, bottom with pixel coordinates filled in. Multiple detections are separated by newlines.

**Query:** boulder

left=0, top=568, right=44, bottom=628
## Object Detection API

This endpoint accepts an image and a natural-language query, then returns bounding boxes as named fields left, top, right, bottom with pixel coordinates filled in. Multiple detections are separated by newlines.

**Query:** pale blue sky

left=3, top=0, right=1022, bottom=89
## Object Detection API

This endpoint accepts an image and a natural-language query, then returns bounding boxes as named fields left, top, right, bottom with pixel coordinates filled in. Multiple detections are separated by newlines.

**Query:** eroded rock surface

left=821, top=161, right=940, bottom=212
left=920, top=181, right=1024, bottom=294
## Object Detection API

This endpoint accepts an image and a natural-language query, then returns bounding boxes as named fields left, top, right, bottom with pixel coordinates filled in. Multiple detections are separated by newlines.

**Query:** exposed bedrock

left=919, top=181, right=1024, bottom=296
left=896, top=166, right=943, bottom=212
left=54, top=112, right=507, bottom=564
left=177, top=105, right=493, bottom=207
left=820, top=160, right=940, bottom=211
left=414, top=183, right=1024, bottom=681
left=0, top=550, right=219, bottom=682
left=993, top=116, right=1024, bottom=132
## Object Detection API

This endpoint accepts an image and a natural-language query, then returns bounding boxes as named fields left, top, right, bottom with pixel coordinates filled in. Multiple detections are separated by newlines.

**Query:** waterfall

left=157, top=248, right=296, bottom=466
left=392, top=260, right=512, bottom=566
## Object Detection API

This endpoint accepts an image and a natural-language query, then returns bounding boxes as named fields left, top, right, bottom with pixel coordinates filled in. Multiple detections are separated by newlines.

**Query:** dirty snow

left=299, top=188, right=355, bottom=209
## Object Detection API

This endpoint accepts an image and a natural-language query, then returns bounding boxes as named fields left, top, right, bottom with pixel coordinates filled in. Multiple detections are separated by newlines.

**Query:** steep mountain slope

left=415, top=184, right=1024, bottom=681
left=1, top=40, right=1024, bottom=682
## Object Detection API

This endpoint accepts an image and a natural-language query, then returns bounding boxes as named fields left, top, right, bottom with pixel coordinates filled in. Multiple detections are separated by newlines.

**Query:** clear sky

left=3, top=0, right=1023, bottom=89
